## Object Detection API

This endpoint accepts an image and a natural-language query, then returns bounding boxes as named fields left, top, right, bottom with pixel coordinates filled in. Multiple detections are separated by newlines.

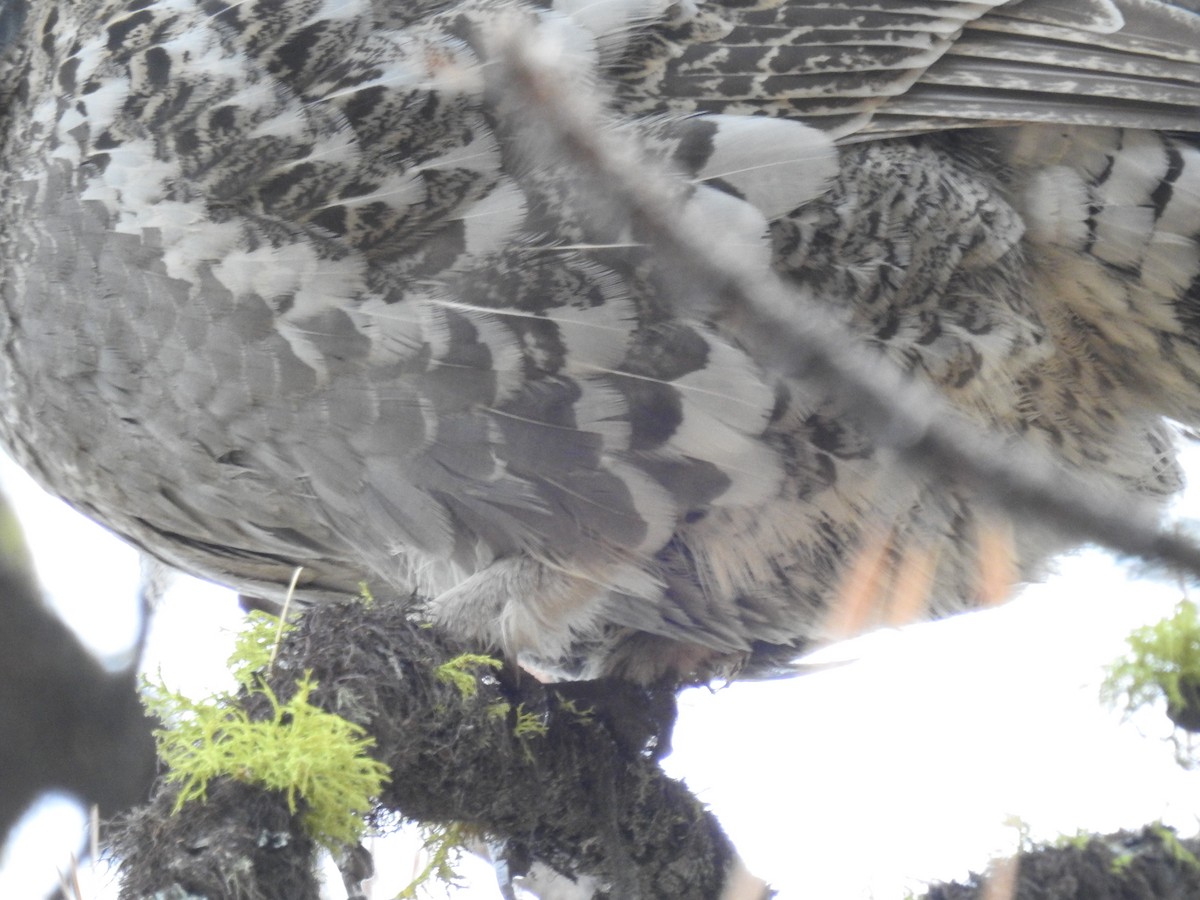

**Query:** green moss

left=145, top=613, right=390, bottom=852
left=1149, top=823, right=1200, bottom=871
left=1110, top=851, right=1135, bottom=874
left=484, top=699, right=508, bottom=721
left=434, top=652, right=503, bottom=699
left=229, top=610, right=295, bottom=687
left=556, top=698, right=595, bottom=724
left=512, top=703, right=549, bottom=739
left=396, top=823, right=469, bottom=898
left=1102, top=599, right=1200, bottom=729
left=357, top=581, right=376, bottom=606
left=1053, top=829, right=1095, bottom=851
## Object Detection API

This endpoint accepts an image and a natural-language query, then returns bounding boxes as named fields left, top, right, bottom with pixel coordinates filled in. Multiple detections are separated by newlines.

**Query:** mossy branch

left=113, top=594, right=741, bottom=899
left=1102, top=598, right=1200, bottom=742
left=918, top=826, right=1200, bottom=900
left=146, top=670, right=389, bottom=851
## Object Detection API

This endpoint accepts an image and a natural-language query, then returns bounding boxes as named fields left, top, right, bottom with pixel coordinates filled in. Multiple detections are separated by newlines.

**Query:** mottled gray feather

left=1, top=0, right=1199, bottom=682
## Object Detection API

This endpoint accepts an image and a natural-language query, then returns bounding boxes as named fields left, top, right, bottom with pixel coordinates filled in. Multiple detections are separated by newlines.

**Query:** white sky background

left=3, top=447, right=1200, bottom=898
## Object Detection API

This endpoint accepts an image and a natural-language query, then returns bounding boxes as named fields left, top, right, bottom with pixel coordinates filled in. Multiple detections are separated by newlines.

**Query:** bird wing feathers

left=2, top=0, right=1200, bottom=679
left=616, top=0, right=1200, bottom=134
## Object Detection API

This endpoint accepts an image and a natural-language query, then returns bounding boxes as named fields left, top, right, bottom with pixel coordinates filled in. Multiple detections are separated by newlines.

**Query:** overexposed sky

left=3, top=447, right=1200, bottom=899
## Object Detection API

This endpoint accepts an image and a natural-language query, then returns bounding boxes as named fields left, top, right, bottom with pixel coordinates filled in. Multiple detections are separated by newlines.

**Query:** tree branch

left=112, top=595, right=748, bottom=899
left=0, top=486, right=155, bottom=847
left=919, top=827, right=1200, bottom=900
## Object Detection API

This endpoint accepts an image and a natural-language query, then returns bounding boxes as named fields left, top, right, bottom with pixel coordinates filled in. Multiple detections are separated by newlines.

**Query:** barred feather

left=1, top=0, right=1199, bottom=680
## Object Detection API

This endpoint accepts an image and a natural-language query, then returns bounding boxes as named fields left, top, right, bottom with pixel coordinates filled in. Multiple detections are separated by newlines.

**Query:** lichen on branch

left=113, top=595, right=742, bottom=899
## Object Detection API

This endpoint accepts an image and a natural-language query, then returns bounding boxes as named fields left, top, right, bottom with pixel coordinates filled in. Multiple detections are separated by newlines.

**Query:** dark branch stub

left=111, top=595, right=745, bottom=899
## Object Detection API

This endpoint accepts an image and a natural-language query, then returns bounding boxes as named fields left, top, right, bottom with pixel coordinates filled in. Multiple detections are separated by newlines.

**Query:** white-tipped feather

left=605, top=459, right=679, bottom=552
left=552, top=0, right=676, bottom=64
left=682, top=186, right=775, bottom=271
left=673, top=337, right=776, bottom=436
left=692, top=117, right=839, bottom=221
left=457, top=179, right=529, bottom=258
left=993, top=0, right=1125, bottom=34
left=573, top=378, right=632, bottom=447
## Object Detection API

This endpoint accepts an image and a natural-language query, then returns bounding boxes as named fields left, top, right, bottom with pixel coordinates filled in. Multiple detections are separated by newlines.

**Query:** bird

left=1, top=0, right=1198, bottom=684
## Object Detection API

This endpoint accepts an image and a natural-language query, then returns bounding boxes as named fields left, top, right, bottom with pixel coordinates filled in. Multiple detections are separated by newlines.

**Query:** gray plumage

left=1, top=0, right=1199, bottom=681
